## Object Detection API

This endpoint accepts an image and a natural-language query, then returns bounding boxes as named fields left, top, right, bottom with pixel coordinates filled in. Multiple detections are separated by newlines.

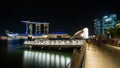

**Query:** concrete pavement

left=82, top=44, right=120, bottom=68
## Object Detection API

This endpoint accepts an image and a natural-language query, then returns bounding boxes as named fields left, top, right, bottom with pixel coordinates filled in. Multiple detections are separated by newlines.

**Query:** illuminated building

left=94, top=19, right=102, bottom=35
left=94, top=14, right=118, bottom=35
left=20, top=21, right=70, bottom=39
left=102, top=14, right=117, bottom=34
left=21, top=21, right=49, bottom=35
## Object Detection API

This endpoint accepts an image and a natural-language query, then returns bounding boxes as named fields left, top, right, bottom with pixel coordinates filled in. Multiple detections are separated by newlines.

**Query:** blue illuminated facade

left=94, top=14, right=118, bottom=35
left=51, top=32, right=67, bottom=34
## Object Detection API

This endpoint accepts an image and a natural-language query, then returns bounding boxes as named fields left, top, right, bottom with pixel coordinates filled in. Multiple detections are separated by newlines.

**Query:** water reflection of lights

left=23, top=50, right=71, bottom=68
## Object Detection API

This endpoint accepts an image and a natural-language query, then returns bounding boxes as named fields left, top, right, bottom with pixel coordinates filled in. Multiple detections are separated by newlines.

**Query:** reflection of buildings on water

left=23, top=50, right=71, bottom=68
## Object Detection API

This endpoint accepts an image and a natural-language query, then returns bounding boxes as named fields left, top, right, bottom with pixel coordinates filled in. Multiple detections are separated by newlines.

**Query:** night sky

left=0, top=0, right=120, bottom=35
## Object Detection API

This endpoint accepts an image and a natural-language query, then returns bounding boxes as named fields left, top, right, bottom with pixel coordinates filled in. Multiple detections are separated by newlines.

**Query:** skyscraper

left=94, top=14, right=118, bottom=35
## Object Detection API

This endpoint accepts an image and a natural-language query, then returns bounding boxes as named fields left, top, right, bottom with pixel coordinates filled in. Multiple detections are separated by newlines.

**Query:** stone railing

left=65, top=45, right=86, bottom=68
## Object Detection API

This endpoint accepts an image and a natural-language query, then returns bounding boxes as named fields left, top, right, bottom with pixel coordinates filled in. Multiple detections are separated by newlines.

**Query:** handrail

left=70, top=45, right=86, bottom=68
left=65, top=45, right=86, bottom=68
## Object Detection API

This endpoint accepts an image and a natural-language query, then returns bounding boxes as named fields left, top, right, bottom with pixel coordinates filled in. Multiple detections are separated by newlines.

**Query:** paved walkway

left=83, top=44, right=120, bottom=68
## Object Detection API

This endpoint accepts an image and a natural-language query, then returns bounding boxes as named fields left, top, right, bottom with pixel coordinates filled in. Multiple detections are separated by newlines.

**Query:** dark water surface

left=0, top=40, right=72, bottom=68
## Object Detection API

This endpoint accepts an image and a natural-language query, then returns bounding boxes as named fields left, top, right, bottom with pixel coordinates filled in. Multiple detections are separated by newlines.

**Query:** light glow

left=23, top=50, right=72, bottom=68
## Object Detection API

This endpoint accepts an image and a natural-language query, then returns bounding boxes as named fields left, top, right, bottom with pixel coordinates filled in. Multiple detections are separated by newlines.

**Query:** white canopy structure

left=70, top=27, right=89, bottom=39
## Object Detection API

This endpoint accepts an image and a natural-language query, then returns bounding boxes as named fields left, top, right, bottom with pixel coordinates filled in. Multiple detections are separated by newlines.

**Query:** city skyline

left=0, top=0, right=120, bottom=35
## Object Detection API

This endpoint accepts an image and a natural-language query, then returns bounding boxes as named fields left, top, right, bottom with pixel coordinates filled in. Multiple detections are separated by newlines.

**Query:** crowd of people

left=84, top=37, right=120, bottom=50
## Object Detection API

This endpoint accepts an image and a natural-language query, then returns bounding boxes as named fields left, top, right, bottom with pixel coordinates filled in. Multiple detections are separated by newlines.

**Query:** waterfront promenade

left=83, top=44, right=120, bottom=68
left=24, top=39, right=120, bottom=68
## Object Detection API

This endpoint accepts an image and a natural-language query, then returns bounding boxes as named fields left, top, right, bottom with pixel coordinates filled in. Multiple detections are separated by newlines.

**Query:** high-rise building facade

left=94, top=19, right=102, bottom=35
left=94, top=14, right=118, bottom=35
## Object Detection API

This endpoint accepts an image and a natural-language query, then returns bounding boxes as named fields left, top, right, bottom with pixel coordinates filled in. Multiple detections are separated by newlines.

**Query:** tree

left=111, top=25, right=120, bottom=37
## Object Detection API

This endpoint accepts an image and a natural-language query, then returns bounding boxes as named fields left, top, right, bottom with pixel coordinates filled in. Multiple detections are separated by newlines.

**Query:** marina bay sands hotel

left=20, top=21, right=88, bottom=39
left=21, top=21, right=49, bottom=35
left=20, top=21, right=72, bottom=39
left=5, top=20, right=87, bottom=39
